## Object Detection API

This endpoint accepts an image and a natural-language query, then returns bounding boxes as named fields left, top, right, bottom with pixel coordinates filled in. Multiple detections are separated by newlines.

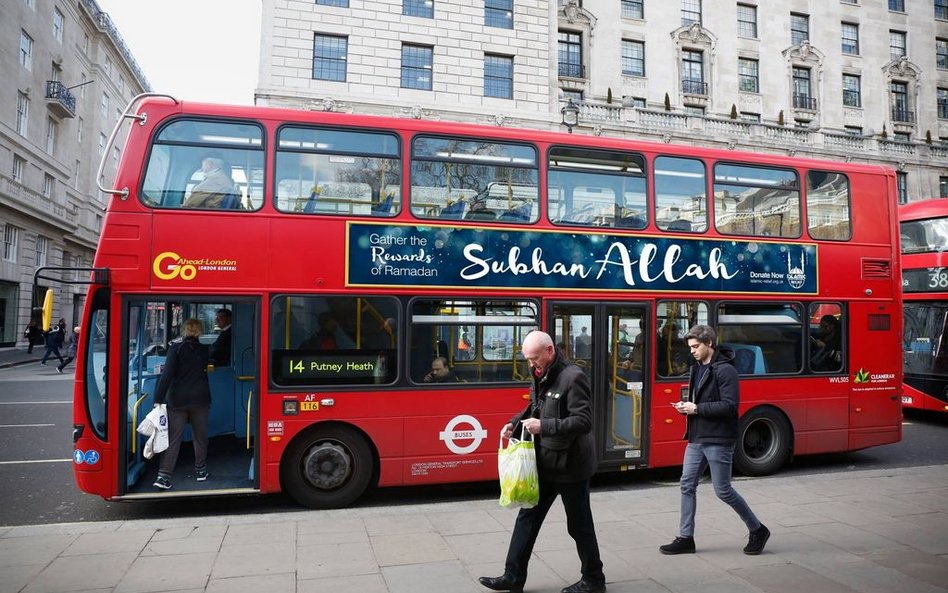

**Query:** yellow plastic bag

left=497, top=432, right=539, bottom=508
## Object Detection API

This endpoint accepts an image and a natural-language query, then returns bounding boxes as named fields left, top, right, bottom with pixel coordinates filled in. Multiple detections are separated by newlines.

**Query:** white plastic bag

left=497, top=431, right=539, bottom=508
left=137, top=404, right=168, bottom=459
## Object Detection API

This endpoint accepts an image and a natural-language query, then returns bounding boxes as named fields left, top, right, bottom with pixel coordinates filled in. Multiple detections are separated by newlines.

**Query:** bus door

left=551, top=302, right=649, bottom=468
left=120, top=297, right=259, bottom=496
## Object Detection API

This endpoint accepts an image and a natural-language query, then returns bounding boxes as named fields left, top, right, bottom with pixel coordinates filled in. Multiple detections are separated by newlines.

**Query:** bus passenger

left=423, top=356, right=458, bottom=383
left=183, top=156, right=239, bottom=209
left=300, top=312, right=339, bottom=350
left=152, top=318, right=212, bottom=490
left=811, top=315, right=842, bottom=371
left=209, top=308, right=232, bottom=366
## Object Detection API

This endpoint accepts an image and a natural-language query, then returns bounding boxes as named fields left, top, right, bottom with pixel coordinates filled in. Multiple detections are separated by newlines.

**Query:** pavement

left=0, top=346, right=42, bottom=369
left=0, top=464, right=945, bottom=593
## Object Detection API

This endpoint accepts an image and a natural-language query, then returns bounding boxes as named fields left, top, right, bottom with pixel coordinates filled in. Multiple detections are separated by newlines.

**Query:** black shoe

left=153, top=475, right=172, bottom=490
left=562, top=578, right=606, bottom=593
left=195, top=469, right=208, bottom=482
left=478, top=575, right=524, bottom=593
left=659, top=536, right=695, bottom=555
left=744, top=524, right=770, bottom=555
left=57, top=367, right=63, bottom=373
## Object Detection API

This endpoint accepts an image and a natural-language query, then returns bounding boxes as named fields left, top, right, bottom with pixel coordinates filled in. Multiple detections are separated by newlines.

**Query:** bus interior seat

left=440, top=198, right=466, bottom=219
left=220, top=193, right=242, bottom=210
left=666, top=219, right=693, bottom=232
left=371, top=193, right=395, bottom=214
left=498, top=202, right=533, bottom=222
left=615, top=215, right=645, bottom=228
left=721, top=342, right=766, bottom=374
left=465, top=208, right=497, bottom=221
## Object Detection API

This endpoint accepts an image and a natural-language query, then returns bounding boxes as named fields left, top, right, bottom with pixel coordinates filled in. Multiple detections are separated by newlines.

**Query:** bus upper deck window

left=655, top=156, right=707, bottom=232
left=713, top=164, right=801, bottom=238
left=548, top=147, right=647, bottom=229
left=141, top=119, right=265, bottom=211
left=807, top=171, right=852, bottom=241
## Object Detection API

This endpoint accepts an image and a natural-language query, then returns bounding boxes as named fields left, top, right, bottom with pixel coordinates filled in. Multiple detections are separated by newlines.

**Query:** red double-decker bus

left=900, top=199, right=948, bottom=412
left=68, top=94, right=902, bottom=508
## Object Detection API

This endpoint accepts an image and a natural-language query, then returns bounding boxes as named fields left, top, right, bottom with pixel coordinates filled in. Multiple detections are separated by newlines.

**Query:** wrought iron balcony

left=792, top=94, right=817, bottom=110
left=681, top=79, right=708, bottom=95
left=558, top=62, right=585, bottom=79
left=891, top=108, right=915, bottom=124
left=45, top=81, right=76, bottom=118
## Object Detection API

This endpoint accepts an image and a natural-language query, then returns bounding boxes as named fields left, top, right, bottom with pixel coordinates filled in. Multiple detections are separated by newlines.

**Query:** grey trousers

left=158, top=405, right=209, bottom=478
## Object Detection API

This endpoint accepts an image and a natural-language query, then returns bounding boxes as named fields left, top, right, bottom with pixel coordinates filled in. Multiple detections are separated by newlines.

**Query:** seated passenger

left=423, top=356, right=458, bottom=383
left=811, top=314, right=842, bottom=371
left=183, top=156, right=240, bottom=209
left=299, top=312, right=339, bottom=350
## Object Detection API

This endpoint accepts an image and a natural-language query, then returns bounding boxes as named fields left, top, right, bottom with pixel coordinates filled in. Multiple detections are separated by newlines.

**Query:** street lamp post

left=561, top=98, right=580, bottom=134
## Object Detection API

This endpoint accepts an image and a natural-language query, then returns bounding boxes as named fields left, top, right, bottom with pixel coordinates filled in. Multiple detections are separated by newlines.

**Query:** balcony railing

left=891, top=108, right=916, bottom=123
left=45, top=81, right=76, bottom=118
left=681, top=79, right=708, bottom=95
left=558, top=62, right=585, bottom=78
left=792, top=94, right=817, bottom=110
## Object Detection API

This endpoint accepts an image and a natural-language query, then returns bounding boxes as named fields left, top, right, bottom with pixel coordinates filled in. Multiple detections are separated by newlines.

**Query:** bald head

left=522, top=330, right=555, bottom=375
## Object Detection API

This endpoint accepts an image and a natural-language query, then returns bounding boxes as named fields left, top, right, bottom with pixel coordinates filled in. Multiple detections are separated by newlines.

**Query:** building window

left=77, top=117, right=83, bottom=143
left=790, top=13, right=809, bottom=45
left=937, top=38, right=948, bottom=70
left=896, top=172, right=908, bottom=204
left=16, top=92, right=29, bottom=136
left=20, top=30, right=33, bottom=70
left=98, top=132, right=106, bottom=155
left=43, top=174, right=54, bottom=199
left=841, top=23, right=859, bottom=55
left=890, top=30, right=906, bottom=60
left=74, top=160, right=80, bottom=189
left=894, top=132, right=911, bottom=142
left=681, top=0, right=701, bottom=26
left=622, top=0, right=644, bottom=19
left=629, top=96, right=647, bottom=107
left=401, top=44, right=433, bottom=90
left=938, top=0, right=948, bottom=20
left=889, top=0, right=904, bottom=11
left=740, top=112, right=760, bottom=122
left=558, top=31, right=583, bottom=78
left=562, top=89, right=584, bottom=102
left=105, top=55, right=113, bottom=78
left=484, top=54, right=513, bottom=99
left=112, top=146, right=120, bottom=167
left=684, top=105, right=705, bottom=116
left=403, top=0, right=433, bottom=18
left=45, top=117, right=57, bottom=155
left=35, top=236, right=48, bottom=268
left=738, top=58, right=758, bottom=92
left=681, top=49, right=705, bottom=94
left=737, top=4, right=757, bottom=38
left=938, top=88, right=948, bottom=119
left=844, top=125, right=863, bottom=136
left=313, top=34, right=347, bottom=81
left=316, top=0, right=348, bottom=6
left=890, top=81, right=911, bottom=122
left=843, top=74, right=861, bottom=107
left=940, top=176, right=948, bottom=198
left=100, top=92, right=109, bottom=116
left=53, top=8, right=64, bottom=43
left=485, top=0, right=513, bottom=29
left=12, top=155, right=26, bottom=184
left=621, top=40, right=645, bottom=76
left=23, top=0, right=35, bottom=8
left=3, top=225, right=19, bottom=263
left=792, top=67, right=814, bottom=109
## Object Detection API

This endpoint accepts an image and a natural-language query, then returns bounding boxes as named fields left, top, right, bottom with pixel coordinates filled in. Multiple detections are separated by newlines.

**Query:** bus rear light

left=73, top=424, right=84, bottom=442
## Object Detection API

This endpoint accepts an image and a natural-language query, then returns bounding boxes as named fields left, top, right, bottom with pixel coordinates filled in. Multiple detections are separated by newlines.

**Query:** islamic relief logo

left=786, top=250, right=807, bottom=290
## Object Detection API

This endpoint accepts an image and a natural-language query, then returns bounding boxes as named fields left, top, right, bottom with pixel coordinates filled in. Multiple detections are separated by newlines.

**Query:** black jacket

left=209, top=327, right=232, bottom=366
left=154, top=338, right=212, bottom=409
left=510, top=350, right=597, bottom=483
left=684, top=345, right=739, bottom=444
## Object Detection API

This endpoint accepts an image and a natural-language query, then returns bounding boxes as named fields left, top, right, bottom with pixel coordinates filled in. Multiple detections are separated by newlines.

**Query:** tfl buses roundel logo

left=152, top=252, right=239, bottom=281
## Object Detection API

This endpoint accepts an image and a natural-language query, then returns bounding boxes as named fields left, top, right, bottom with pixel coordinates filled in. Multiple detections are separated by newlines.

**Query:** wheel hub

left=302, top=442, right=351, bottom=490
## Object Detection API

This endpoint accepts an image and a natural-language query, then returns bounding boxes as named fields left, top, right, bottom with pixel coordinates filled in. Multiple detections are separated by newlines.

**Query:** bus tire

left=734, top=407, right=792, bottom=476
left=280, top=424, right=375, bottom=509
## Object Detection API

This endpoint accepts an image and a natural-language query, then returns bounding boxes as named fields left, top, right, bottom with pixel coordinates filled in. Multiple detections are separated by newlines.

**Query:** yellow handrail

left=246, top=390, right=253, bottom=450
left=130, top=393, right=148, bottom=455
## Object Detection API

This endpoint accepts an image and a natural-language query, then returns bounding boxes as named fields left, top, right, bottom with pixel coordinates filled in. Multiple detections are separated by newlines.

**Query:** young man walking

left=661, top=324, right=770, bottom=556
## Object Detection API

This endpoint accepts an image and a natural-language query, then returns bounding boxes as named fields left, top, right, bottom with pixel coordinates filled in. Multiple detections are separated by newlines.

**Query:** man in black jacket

left=479, top=331, right=606, bottom=593
left=660, top=324, right=770, bottom=556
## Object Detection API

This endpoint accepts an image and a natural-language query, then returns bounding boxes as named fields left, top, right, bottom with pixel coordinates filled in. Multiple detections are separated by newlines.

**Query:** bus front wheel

left=734, top=407, right=791, bottom=476
left=281, top=424, right=375, bottom=509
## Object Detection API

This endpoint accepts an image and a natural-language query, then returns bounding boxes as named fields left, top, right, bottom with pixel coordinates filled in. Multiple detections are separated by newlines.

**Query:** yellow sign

left=300, top=401, right=320, bottom=412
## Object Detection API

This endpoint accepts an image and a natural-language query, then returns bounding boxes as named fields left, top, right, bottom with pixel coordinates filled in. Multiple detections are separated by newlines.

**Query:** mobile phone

left=680, top=387, right=690, bottom=402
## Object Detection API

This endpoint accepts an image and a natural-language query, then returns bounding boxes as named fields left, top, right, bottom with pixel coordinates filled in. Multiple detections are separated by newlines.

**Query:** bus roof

left=899, top=199, right=948, bottom=223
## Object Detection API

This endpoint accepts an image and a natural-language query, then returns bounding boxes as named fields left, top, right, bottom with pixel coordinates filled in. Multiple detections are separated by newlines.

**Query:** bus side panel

left=848, top=301, right=902, bottom=449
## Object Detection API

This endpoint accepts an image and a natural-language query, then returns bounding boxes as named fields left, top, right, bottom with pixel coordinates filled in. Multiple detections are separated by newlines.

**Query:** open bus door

left=550, top=302, right=649, bottom=469
left=119, top=296, right=259, bottom=497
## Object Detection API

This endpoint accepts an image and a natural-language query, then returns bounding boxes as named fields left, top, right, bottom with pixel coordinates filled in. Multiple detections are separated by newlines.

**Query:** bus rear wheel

left=281, top=425, right=374, bottom=509
left=734, top=407, right=791, bottom=476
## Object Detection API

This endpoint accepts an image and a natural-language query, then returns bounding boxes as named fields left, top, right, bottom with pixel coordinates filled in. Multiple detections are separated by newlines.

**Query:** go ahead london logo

left=152, top=251, right=239, bottom=281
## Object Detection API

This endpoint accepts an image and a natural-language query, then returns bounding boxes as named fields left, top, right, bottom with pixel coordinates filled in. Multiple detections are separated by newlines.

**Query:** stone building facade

left=1, top=0, right=149, bottom=346
left=256, top=0, right=948, bottom=201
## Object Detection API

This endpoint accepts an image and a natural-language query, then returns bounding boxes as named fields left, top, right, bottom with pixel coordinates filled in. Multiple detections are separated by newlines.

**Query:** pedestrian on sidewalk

left=479, top=331, right=606, bottom=593
left=57, top=327, right=80, bottom=373
left=152, top=318, right=212, bottom=490
left=39, top=321, right=65, bottom=367
left=660, top=324, right=770, bottom=556
left=24, top=320, right=43, bottom=354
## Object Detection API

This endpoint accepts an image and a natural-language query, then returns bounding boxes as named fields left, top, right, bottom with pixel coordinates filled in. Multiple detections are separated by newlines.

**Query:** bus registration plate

left=301, top=401, right=320, bottom=412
